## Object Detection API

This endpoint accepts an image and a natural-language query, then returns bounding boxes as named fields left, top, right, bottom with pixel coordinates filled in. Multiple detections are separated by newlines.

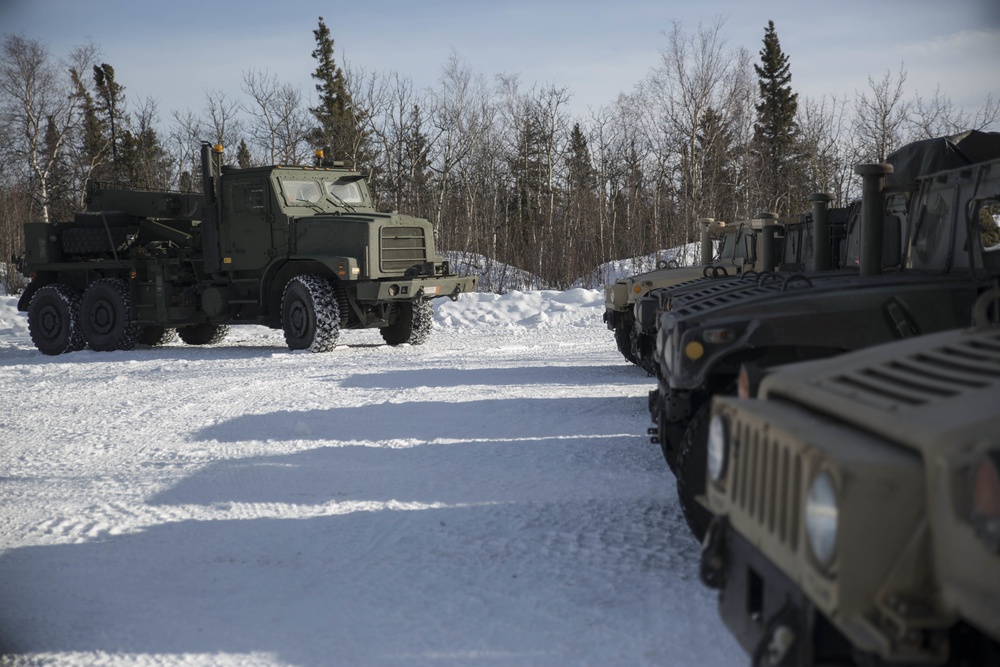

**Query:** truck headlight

left=971, top=450, right=1000, bottom=553
left=707, top=412, right=729, bottom=482
left=805, top=469, right=839, bottom=570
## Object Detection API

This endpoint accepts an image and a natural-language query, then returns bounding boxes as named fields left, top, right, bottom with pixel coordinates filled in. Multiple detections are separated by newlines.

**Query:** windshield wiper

left=326, top=192, right=357, bottom=213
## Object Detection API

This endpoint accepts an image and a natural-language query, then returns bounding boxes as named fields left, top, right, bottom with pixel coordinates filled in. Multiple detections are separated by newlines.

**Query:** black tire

left=281, top=275, right=340, bottom=352
left=80, top=278, right=139, bottom=351
left=380, top=300, right=433, bottom=346
left=26, top=284, right=86, bottom=355
left=676, top=402, right=714, bottom=542
left=177, top=323, right=229, bottom=346
left=138, top=325, right=177, bottom=346
left=614, top=318, right=640, bottom=365
left=657, top=409, right=687, bottom=474
left=633, top=330, right=657, bottom=375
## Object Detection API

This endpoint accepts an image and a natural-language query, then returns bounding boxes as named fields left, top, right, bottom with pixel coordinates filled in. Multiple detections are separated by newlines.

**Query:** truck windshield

left=278, top=177, right=367, bottom=211
left=326, top=179, right=364, bottom=205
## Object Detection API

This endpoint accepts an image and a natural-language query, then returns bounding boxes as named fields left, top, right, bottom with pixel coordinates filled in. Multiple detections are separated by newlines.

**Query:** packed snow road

left=0, top=289, right=743, bottom=666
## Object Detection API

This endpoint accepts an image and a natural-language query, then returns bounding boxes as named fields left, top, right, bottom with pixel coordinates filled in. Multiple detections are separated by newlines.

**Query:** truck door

left=221, top=178, right=278, bottom=271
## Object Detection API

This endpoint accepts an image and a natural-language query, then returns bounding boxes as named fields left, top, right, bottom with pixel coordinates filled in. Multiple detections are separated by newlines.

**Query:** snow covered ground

left=0, top=289, right=744, bottom=666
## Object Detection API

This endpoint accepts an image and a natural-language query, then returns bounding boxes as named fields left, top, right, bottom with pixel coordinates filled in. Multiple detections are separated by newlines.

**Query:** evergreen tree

left=308, top=16, right=369, bottom=169
left=236, top=139, right=253, bottom=169
left=566, top=123, right=594, bottom=193
left=753, top=20, right=798, bottom=213
left=72, top=66, right=109, bottom=184
left=92, top=63, right=126, bottom=179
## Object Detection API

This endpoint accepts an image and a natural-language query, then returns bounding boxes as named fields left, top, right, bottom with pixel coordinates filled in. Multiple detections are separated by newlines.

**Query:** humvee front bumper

left=356, top=274, right=477, bottom=302
left=701, top=516, right=831, bottom=666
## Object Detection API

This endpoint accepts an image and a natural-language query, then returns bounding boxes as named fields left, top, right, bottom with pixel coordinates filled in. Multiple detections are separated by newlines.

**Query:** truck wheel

left=27, top=284, right=86, bottom=355
left=676, top=402, right=714, bottom=542
left=177, top=323, right=229, bottom=346
left=80, top=278, right=139, bottom=351
left=138, top=325, right=177, bottom=346
left=381, top=300, right=433, bottom=346
left=281, top=275, right=341, bottom=352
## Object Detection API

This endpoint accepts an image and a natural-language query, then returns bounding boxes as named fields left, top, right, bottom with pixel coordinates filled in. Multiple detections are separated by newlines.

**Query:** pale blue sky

left=1, top=0, right=998, bottom=122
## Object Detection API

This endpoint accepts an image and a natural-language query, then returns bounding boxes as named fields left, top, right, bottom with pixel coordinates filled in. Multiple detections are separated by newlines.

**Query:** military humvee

left=604, top=217, right=731, bottom=369
left=633, top=204, right=851, bottom=384
left=18, top=143, right=476, bottom=355
left=700, top=283, right=1000, bottom=666
left=648, top=131, right=1000, bottom=539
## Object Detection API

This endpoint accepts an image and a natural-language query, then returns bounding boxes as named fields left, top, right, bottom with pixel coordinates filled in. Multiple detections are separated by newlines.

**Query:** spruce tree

left=753, top=20, right=798, bottom=212
left=309, top=16, right=368, bottom=169
left=92, top=63, right=126, bottom=178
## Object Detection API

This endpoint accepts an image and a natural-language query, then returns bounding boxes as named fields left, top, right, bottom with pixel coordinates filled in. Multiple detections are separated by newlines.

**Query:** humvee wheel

left=27, top=284, right=86, bottom=355
left=282, top=275, right=341, bottom=352
left=177, top=323, right=229, bottom=346
left=657, top=410, right=687, bottom=474
left=614, top=319, right=640, bottom=365
left=676, top=403, right=714, bottom=541
left=381, top=299, right=433, bottom=346
left=80, top=278, right=139, bottom=351
left=138, top=325, right=177, bottom=346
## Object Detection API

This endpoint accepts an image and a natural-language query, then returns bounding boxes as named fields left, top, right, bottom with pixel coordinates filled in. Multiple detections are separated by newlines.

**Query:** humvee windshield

left=718, top=227, right=750, bottom=264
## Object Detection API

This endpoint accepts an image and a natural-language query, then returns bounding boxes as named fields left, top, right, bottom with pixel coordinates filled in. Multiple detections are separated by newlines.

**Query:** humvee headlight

left=805, top=470, right=839, bottom=570
left=707, top=413, right=729, bottom=482
left=702, top=328, right=735, bottom=344
left=971, top=450, right=1000, bottom=552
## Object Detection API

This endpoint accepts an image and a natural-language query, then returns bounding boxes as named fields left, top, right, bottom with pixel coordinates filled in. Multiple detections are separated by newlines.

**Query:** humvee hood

left=760, top=325, right=1000, bottom=457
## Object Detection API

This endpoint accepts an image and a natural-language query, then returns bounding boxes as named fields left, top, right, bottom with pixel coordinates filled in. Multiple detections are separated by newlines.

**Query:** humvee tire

left=381, top=299, right=433, bottom=346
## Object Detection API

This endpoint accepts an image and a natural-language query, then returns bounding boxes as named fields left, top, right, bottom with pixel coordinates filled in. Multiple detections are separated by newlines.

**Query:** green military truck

left=701, top=285, right=1000, bottom=666
left=647, top=131, right=1000, bottom=539
left=17, top=143, right=476, bottom=355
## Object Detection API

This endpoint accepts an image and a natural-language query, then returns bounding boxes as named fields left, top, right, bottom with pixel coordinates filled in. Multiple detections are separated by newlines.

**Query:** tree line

left=2, top=17, right=998, bottom=294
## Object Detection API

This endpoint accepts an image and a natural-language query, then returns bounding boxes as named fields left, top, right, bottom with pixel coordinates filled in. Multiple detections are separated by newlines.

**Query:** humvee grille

left=727, top=418, right=802, bottom=553
left=672, top=282, right=785, bottom=317
left=819, top=330, right=1000, bottom=409
left=380, top=226, right=427, bottom=272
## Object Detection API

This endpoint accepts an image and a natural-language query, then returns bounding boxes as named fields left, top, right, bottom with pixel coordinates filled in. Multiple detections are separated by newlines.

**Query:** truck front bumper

left=355, top=274, right=477, bottom=302
left=701, top=516, right=833, bottom=667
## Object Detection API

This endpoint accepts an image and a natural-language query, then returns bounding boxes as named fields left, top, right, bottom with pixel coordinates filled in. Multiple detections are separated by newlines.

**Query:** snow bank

left=0, top=294, right=27, bottom=340
left=434, top=289, right=602, bottom=330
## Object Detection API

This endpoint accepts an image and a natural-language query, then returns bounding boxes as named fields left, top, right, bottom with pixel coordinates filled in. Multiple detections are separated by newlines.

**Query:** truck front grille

left=728, top=418, right=802, bottom=553
left=380, top=226, right=427, bottom=272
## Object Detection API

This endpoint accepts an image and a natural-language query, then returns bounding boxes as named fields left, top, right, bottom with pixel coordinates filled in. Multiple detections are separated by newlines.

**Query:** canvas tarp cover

left=886, top=130, right=1000, bottom=186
